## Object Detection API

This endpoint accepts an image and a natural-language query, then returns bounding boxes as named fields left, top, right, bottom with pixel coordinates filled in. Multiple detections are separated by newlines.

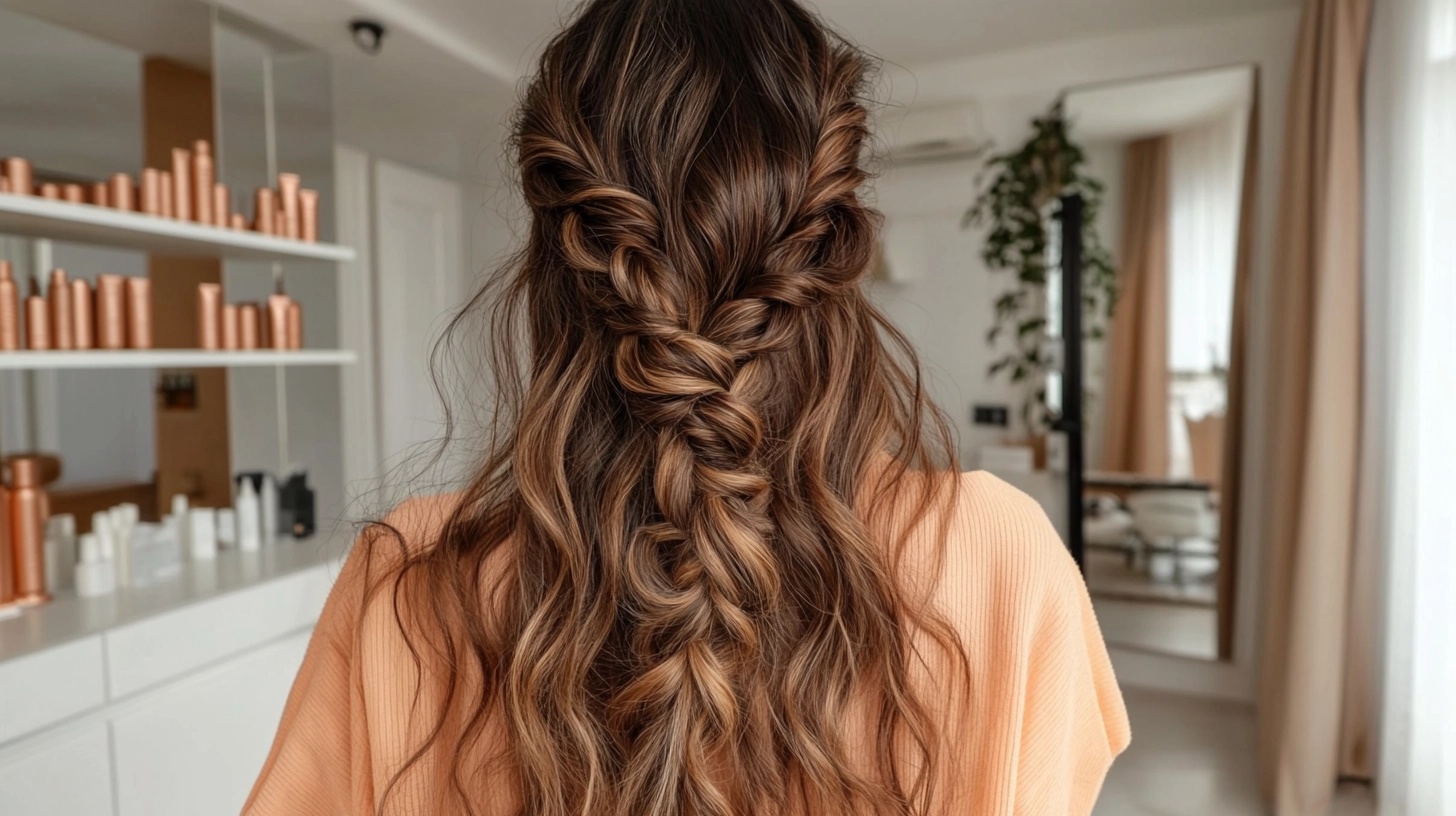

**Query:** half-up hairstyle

left=374, top=0, right=964, bottom=814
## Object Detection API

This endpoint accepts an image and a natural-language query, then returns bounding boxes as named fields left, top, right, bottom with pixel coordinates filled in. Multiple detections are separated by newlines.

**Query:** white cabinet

left=0, top=725, right=113, bottom=816
left=111, top=631, right=310, bottom=816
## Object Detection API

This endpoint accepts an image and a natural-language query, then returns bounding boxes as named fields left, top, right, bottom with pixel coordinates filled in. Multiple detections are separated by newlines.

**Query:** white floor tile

left=1096, top=689, right=1375, bottom=816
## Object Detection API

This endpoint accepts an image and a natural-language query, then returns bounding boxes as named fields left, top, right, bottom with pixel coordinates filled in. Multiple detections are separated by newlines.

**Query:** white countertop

left=0, top=533, right=353, bottom=665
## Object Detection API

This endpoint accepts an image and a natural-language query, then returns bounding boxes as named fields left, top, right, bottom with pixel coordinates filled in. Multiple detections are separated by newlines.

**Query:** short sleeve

left=1012, top=550, right=1132, bottom=814
left=242, top=542, right=376, bottom=815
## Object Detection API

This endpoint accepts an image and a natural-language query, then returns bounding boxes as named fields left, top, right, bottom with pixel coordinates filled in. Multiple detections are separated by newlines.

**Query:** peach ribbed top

left=243, top=471, right=1129, bottom=815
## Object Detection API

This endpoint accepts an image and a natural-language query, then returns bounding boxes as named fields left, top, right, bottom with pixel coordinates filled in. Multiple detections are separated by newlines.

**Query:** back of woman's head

left=389, top=0, right=960, bottom=814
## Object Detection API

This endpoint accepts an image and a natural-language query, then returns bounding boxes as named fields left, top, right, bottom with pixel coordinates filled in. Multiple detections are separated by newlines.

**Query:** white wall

left=871, top=7, right=1301, bottom=701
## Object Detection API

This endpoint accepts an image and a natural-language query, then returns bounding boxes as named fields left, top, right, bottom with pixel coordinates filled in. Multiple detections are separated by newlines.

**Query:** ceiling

left=1065, top=65, right=1256, bottom=143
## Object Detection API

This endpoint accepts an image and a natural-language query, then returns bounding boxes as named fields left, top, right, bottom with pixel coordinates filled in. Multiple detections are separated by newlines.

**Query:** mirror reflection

left=1068, top=65, right=1255, bottom=661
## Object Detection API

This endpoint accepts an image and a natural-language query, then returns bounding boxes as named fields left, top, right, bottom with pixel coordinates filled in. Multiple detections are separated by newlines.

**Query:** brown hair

left=375, top=0, right=962, bottom=813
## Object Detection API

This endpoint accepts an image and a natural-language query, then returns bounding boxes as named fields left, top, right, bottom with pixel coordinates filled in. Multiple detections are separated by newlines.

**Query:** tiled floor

left=1097, top=689, right=1376, bottom=816
left=1093, top=597, right=1218, bottom=660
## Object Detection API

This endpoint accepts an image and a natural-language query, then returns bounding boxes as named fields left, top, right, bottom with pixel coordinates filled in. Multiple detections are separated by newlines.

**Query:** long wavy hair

left=374, top=0, right=964, bottom=814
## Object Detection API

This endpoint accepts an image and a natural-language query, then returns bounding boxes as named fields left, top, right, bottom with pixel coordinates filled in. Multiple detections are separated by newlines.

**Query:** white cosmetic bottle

left=75, top=532, right=116, bottom=598
left=236, top=479, right=261, bottom=552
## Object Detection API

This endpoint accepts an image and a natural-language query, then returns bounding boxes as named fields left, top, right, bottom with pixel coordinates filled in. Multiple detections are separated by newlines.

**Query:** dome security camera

left=350, top=19, right=386, bottom=55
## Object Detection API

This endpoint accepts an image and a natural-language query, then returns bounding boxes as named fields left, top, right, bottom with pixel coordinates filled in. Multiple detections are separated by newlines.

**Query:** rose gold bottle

left=8, top=456, right=51, bottom=605
left=48, top=269, right=73, bottom=350
left=159, top=171, right=175, bottom=219
left=277, top=173, right=300, bottom=239
left=267, top=294, right=290, bottom=350
left=96, top=274, right=126, bottom=349
left=197, top=282, right=222, bottom=350
left=212, top=183, right=229, bottom=228
left=62, top=184, right=84, bottom=204
left=24, top=281, right=49, bottom=350
left=0, top=484, right=13, bottom=608
left=2, top=158, right=32, bottom=196
left=221, top=303, right=239, bottom=350
left=140, top=168, right=162, bottom=215
left=0, top=261, right=18, bottom=351
left=239, top=303, right=261, bottom=349
left=191, top=141, right=213, bottom=225
left=253, top=187, right=277, bottom=235
left=39, top=183, right=60, bottom=200
left=125, top=277, right=152, bottom=349
left=285, top=299, right=302, bottom=349
left=91, top=182, right=109, bottom=208
left=70, top=278, right=93, bottom=349
left=0, top=177, right=9, bottom=194
left=171, top=147, right=191, bottom=221
left=229, top=212, right=246, bottom=231
left=299, top=189, right=319, bottom=243
left=110, top=173, right=135, bottom=211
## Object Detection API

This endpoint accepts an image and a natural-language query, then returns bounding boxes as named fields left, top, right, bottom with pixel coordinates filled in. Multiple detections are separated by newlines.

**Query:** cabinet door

left=111, top=630, right=310, bottom=816
left=0, top=725, right=113, bottom=816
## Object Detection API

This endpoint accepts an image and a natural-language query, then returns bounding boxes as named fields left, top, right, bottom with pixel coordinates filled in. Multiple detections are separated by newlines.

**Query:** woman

left=244, top=0, right=1128, bottom=813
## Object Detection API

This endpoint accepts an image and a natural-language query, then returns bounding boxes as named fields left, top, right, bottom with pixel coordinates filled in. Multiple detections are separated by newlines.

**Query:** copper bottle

left=110, top=173, right=135, bottom=211
left=96, top=274, right=127, bottom=350
left=70, top=278, right=94, bottom=350
left=61, top=184, right=84, bottom=204
left=229, top=212, right=247, bottom=231
left=191, top=141, right=213, bottom=225
left=253, top=187, right=277, bottom=235
left=171, top=147, right=191, bottom=221
left=159, top=170, right=174, bottom=219
left=24, top=282, right=49, bottom=350
left=125, top=277, right=152, bottom=349
left=197, top=282, right=222, bottom=350
left=221, top=303, right=240, bottom=350
left=239, top=303, right=261, bottom=349
left=285, top=299, right=302, bottom=349
left=48, top=269, right=73, bottom=350
left=0, top=261, right=18, bottom=351
left=299, top=189, right=319, bottom=243
left=0, top=177, right=8, bottom=194
left=0, top=485, right=13, bottom=608
left=277, top=173, right=300, bottom=239
left=140, top=168, right=162, bottom=215
left=267, top=294, right=290, bottom=350
left=8, top=456, right=51, bottom=605
left=38, top=183, right=60, bottom=200
left=212, top=183, right=229, bottom=228
left=91, top=182, right=109, bottom=208
left=2, top=157, right=32, bottom=196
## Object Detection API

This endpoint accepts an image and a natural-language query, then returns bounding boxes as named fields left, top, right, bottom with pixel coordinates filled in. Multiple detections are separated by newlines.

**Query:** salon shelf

left=0, top=192, right=355, bottom=263
left=0, top=349, right=358, bottom=370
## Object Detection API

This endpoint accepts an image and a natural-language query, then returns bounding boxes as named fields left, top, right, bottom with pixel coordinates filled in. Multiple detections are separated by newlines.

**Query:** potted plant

left=963, top=99, right=1117, bottom=450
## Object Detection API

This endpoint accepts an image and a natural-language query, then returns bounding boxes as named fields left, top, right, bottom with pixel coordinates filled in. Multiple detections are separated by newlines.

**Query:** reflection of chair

left=1084, top=494, right=1137, bottom=567
left=1127, top=489, right=1219, bottom=586
left=1184, top=412, right=1225, bottom=492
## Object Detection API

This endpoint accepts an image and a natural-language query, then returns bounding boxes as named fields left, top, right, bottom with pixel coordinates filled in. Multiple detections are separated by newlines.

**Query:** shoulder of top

left=941, top=470, right=1081, bottom=588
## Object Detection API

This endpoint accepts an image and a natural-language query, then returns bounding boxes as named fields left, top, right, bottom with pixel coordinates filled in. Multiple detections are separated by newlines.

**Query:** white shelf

left=0, top=349, right=357, bottom=370
left=0, top=193, right=355, bottom=263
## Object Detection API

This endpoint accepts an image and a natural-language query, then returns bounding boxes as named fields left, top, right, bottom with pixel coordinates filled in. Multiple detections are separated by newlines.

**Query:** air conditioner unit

left=885, top=102, right=992, bottom=165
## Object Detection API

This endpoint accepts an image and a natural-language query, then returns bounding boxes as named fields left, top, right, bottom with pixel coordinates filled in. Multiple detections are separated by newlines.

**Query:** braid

left=378, top=3, right=966, bottom=815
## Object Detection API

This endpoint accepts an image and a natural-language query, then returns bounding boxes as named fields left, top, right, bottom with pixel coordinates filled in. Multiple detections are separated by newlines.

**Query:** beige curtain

left=1258, top=0, right=1372, bottom=812
left=1099, top=137, right=1170, bottom=476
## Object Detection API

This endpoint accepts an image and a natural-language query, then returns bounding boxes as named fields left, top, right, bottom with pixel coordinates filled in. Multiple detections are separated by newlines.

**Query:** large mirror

left=1067, top=65, right=1255, bottom=661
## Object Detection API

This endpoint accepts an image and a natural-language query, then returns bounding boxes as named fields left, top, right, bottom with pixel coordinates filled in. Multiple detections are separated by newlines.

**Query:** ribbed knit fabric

left=242, top=471, right=1129, bottom=815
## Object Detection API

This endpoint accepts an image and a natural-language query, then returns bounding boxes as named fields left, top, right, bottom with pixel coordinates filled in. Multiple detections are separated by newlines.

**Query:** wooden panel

left=104, top=563, right=330, bottom=698
left=51, top=480, right=159, bottom=529
left=0, top=637, right=106, bottom=743
left=142, top=58, right=231, bottom=509
left=112, top=631, right=310, bottom=816
left=0, top=725, right=113, bottom=816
